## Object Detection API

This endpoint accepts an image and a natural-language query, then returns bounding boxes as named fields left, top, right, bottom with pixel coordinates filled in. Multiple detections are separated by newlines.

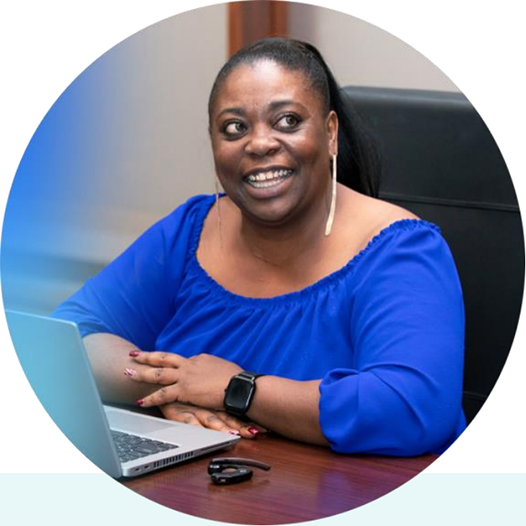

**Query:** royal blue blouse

left=54, top=194, right=466, bottom=456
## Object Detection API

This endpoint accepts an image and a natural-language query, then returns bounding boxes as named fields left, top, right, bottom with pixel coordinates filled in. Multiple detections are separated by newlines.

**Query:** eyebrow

left=269, top=100, right=297, bottom=111
left=216, top=100, right=304, bottom=120
left=216, top=107, right=244, bottom=119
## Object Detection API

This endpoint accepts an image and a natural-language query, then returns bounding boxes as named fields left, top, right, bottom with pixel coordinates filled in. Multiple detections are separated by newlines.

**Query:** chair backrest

left=343, top=86, right=524, bottom=423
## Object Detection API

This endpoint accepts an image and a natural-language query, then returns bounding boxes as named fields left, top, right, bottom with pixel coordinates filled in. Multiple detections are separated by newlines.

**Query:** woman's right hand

left=160, top=402, right=262, bottom=439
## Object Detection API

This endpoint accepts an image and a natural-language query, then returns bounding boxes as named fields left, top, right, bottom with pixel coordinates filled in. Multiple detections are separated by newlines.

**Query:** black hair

left=208, top=37, right=381, bottom=197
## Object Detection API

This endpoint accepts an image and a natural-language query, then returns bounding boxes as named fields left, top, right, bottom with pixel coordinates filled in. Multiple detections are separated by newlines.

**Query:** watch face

left=225, top=377, right=253, bottom=411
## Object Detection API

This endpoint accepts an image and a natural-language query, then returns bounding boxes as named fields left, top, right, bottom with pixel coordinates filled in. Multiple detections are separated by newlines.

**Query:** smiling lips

left=244, top=169, right=293, bottom=189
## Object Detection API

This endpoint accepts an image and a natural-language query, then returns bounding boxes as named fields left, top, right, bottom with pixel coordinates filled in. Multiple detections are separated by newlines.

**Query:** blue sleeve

left=53, top=195, right=207, bottom=351
left=319, top=223, right=466, bottom=456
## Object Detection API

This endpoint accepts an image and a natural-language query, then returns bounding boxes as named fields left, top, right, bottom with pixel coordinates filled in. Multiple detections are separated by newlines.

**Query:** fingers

left=193, top=409, right=240, bottom=435
left=160, top=404, right=245, bottom=437
left=160, top=402, right=262, bottom=439
left=137, top=385, right=180, bottom=408
left=160, top=403, right=203, bottom=427
left=124, top=365, right=177, bottom=386
left=124, top=350, right=183, bottom=386
left=214, top=411, right=262, bottom=439
left=129, top=350, right=186, bottom=368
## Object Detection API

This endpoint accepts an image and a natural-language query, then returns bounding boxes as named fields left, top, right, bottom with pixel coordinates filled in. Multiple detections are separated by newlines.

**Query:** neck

left=234, top=192, right=334, bottom=269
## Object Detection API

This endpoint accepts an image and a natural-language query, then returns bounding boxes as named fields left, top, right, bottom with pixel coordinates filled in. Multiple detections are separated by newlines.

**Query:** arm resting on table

left=247, top=376, right=329, bottom=447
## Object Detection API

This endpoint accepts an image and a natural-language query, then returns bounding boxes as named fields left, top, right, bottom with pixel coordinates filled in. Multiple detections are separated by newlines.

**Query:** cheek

left=292, top=134, right=329, bottom=167
left=293, top=122, right=331, bottom=154
left=212, top=142, right=233, bottom=167
left=213, top=146, right=241, bottom=183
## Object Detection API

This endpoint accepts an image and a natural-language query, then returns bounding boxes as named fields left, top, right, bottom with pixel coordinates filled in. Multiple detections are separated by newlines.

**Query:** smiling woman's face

left=209, top=60, right=338, bottom=228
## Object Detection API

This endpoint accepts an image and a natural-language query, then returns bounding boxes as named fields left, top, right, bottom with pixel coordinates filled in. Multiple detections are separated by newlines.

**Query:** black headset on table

left=208, top=457, right=271, bottom=485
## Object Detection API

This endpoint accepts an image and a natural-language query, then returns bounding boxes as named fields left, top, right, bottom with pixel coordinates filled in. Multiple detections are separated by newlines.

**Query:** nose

left=245, top=125, right=281, bottom=157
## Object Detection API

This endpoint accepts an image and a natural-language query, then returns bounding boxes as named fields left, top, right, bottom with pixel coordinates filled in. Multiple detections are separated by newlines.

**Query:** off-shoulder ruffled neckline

left=188, top=195, right=440, bottom=307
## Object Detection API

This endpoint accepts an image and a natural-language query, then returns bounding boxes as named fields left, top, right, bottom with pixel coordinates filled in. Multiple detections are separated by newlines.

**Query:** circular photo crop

left=2, top=2, right=523, bottom=524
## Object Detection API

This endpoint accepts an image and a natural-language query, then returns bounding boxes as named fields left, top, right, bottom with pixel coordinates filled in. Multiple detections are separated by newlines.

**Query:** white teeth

left=246, top=169, right=292, bottom=185
left=252, top=179, right=281, bottom=188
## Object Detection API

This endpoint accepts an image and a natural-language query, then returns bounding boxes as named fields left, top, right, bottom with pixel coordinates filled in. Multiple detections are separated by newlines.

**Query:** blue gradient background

left=1, top=6, right=226, bottom=316
left=1, top=50, right=127, bottom=312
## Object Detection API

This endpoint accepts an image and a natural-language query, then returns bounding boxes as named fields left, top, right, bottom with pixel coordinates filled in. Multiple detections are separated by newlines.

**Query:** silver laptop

left=5, top=310, right=239, bottom=478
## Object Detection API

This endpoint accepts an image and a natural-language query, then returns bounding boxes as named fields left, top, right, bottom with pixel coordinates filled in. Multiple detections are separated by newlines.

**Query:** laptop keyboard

left=111, top=430, right=179, bottom=463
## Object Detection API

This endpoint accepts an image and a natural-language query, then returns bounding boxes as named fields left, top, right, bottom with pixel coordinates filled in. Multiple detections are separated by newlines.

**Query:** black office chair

left=343, top=86, right=524, bottom=424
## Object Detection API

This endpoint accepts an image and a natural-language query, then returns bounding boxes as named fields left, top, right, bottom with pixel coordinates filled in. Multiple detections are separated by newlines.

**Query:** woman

left=54, top=38, right=466, bottom=455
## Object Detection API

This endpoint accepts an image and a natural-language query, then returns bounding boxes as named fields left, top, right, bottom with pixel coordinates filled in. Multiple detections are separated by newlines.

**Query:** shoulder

left=333, top=186, right=421, bottom=259
left=340, top=186, right=419, bottom=235
left=127, top=194, right=215, bottom=258
left=336, top=189, right=458, bottom=286
left=154, top=194, right=215, bottom=235
left=165, top=194, right=215, bottom=221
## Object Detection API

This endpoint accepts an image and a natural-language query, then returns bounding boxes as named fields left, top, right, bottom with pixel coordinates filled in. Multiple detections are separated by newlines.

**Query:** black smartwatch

left=224, top=371, right=263, bottom=417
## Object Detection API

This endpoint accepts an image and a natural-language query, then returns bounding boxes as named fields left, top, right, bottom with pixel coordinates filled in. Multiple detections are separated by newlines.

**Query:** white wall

left=81, top=5, right=229, bottom=259
left=289, top=3, right=459, bottom=92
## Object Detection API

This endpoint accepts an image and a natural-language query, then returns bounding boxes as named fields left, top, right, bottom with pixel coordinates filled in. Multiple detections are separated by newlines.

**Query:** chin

left=240, top=198, right=297, bottom=228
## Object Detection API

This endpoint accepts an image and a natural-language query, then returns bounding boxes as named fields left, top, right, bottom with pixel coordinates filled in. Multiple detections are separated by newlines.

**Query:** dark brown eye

left=223, top=121, right=247, bottom=137
left=275, top=114, right=301, bottom=131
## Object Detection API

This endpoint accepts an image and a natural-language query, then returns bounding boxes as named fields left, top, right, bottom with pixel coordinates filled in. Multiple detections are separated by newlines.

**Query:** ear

left=326, top=110, right=339, bottom=157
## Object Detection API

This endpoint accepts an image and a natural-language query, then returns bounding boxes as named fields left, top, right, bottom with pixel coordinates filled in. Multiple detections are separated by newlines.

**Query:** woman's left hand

left=160, top=402, right=262, bottom=438
left=125, top=351, right=243, bottom=409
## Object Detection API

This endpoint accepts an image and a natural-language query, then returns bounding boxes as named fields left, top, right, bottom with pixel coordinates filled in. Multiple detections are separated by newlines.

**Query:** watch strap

left=236, top=371, right=262, bottom=381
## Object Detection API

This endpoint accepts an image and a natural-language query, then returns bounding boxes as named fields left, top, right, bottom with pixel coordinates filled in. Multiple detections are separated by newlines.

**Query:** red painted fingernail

left=248, top=427, right=259, bottom=436
left=136, top=399, right=144, bottom=406
left=129, top=351, right=140, bottom=357
left=124, top=368, right=136, bottom=377
left=228, top=430, right=240, bottom=436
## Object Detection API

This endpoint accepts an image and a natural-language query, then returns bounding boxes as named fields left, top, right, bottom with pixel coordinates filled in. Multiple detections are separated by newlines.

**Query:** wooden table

left=122, top=433, right=436, bottom=524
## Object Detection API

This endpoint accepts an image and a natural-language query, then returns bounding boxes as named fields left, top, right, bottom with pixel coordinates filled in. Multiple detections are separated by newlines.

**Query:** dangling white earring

left=325, top=154, right=337, bottom=236
left=214, top=177, right=224, bottom=249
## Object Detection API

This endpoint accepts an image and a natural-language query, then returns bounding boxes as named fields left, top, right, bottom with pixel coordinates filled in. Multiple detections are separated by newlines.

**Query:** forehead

left=212, top=60, right=324, bottom=114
